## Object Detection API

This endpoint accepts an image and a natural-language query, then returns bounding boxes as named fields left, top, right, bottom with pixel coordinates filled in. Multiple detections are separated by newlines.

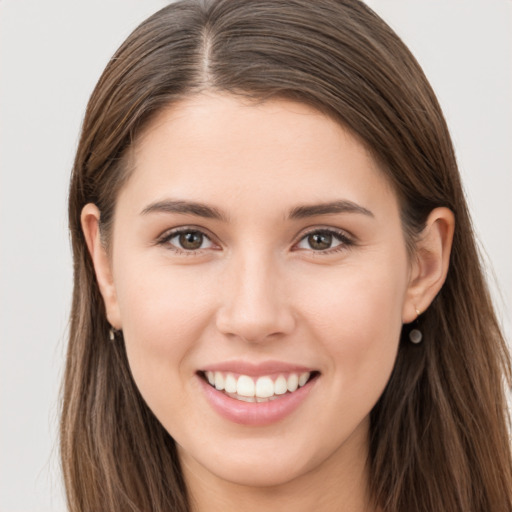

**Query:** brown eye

left=295, top=229, right=350, bottom=252
left=308, top=232, right=333, bottom=250
left=164, top=229, right=215, bottom=252
left=179, top=231, right=204, bottom=250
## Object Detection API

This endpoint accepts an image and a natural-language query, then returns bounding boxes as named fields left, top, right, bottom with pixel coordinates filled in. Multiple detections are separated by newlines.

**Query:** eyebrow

left=288, top=200, right=374, bottom=219
left=140, top=198, right=373, bottom=221
left=140, top=200, right=228, bottom=221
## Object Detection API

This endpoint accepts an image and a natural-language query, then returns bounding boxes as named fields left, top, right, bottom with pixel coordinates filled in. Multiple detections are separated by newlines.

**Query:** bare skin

left=82, top=93, right=454, bottom=512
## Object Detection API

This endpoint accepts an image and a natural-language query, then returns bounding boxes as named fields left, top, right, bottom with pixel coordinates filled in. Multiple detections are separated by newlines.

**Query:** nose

left=215, top=252, right=296, bottom=344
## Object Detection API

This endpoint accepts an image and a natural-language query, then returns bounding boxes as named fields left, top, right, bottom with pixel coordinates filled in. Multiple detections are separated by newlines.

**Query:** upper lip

left=199, top=360, right=316, bottom=376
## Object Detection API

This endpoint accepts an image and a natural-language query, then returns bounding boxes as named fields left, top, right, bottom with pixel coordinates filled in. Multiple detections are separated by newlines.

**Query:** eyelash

left=295, top=227, right=354, bottom=255
left=156, top=227, right=218, bottom=256
left=156, top=226, right=354, bottom=255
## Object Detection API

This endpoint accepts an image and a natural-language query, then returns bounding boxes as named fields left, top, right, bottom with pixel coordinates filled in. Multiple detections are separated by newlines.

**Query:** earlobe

left=402, top=207, right=455, bottom=323
left=81, top=203, right=122, bottom=329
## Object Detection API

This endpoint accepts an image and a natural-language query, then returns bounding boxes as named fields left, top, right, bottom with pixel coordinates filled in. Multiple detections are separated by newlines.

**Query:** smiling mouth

left=199, top=370, right=320, bottom=403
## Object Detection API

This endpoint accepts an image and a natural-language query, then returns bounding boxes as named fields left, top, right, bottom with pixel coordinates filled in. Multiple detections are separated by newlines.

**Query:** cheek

left=301, top=254, right=406, bottom=324
left=297, top=255, right=407, bottom=386
left=112, top=256, right=216, bottom=388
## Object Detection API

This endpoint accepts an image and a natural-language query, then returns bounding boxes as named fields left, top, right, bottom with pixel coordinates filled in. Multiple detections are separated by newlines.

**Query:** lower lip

left=198, top=375, right=316, bottom=426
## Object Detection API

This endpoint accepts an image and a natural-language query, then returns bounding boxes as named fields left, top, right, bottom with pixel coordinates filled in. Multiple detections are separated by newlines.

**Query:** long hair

left=61, top=1, right=512, bottom=510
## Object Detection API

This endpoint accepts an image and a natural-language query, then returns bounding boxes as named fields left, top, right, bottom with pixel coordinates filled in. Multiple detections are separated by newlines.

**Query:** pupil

left=309, top=233, right=332, bottom=250
left=179, top=231, right=203, bottom=250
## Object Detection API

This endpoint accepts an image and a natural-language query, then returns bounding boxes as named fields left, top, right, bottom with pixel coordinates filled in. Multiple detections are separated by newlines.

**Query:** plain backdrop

left=1, top=1, right=510, bottom=511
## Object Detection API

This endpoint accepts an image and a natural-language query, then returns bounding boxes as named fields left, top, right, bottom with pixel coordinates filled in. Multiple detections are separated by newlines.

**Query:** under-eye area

left=199, top=370, right=321, bottom=403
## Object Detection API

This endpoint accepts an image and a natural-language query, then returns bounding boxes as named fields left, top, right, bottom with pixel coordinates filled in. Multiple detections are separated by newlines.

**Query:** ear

left=81, top=203, right=122, bottom=329
left=402, top=207, right=455, bottom=323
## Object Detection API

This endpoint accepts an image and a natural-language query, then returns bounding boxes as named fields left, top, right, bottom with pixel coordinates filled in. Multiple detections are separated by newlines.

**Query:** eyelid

left=292, top=226, right=355, bottom=253
left=156, top=225, right=221, bottom=252
left=154, top=224, right=354, bottom=255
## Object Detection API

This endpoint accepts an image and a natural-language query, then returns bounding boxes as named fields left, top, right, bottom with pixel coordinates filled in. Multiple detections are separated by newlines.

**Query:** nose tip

left=216, top=305, right=294, bottom=344
left=215, top=261, right=295, bottom=344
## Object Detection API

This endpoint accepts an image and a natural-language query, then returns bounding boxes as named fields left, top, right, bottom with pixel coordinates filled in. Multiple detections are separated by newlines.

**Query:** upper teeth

left=205, top=371, right=311, bottom=399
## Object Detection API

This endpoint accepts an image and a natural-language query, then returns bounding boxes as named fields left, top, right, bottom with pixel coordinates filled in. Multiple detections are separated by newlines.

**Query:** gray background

left=1, top=1, right=510, bottom=511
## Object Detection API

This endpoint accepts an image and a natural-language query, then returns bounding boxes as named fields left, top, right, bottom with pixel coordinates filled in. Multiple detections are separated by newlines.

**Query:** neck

left=180, top=421, right=376, bottom=512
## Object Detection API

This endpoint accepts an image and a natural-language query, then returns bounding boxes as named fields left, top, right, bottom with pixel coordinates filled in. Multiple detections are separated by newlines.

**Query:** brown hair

left=62, top=1, right=512, bottom=510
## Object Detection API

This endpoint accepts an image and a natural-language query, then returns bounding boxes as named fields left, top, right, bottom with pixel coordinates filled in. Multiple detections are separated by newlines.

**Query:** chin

left=178, top=432, right=338, bottom=490
left=201, top=452, right=314, bottom=488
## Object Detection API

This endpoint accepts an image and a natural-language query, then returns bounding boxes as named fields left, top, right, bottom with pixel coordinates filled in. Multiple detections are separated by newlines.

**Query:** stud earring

left=409, top=307, right=422, bottom=344
left=409, top=328, right=422, bottom=344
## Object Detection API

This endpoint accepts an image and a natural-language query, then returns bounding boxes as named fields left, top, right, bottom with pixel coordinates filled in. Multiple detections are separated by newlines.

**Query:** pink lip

left=197, top=371, right=318, bottom=426
left=200, top=360, right=314, bottom=377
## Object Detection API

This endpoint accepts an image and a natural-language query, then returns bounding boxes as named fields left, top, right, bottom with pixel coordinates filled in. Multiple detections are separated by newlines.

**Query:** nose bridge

left=216, top=246, right=294, bottom=343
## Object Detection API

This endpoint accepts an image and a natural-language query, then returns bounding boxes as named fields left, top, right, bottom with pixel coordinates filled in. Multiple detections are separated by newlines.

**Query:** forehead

left=120, top=93, right=397, bottom=219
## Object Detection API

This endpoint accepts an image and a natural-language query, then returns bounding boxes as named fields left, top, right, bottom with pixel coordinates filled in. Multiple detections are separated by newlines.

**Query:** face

left=98, top=94, right=416, bottom=488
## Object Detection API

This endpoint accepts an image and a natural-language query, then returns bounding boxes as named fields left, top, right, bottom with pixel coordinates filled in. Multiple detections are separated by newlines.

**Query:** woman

left=61, top=1, right=512, bottom=511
